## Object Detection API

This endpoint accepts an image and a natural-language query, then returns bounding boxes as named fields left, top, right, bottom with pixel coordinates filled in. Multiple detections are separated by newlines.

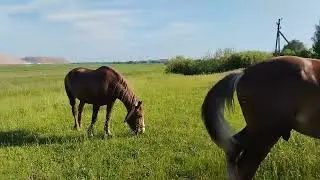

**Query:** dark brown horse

left=64, top=65, right=145, bottom=137
left=202, top=56, right=320, bottom=179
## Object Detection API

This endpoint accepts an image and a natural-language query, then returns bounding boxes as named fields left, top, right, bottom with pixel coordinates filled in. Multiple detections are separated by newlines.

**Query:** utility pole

left=274, top=18, right=290, bottom=56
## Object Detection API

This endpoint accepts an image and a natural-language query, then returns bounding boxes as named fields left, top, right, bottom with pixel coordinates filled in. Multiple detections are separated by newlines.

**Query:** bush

left=223, top=51, right=273, bottom=71
left=202, top=48, right=235, bottom=60
left=281, top=49, right=296, bottom=56
left=165, top=50, right=272, bottom=75
left=165, top=56, right=195, bottom=75
left=298, top=49, right=314, bottom=58
left=280, top=48, right=315, bottom=58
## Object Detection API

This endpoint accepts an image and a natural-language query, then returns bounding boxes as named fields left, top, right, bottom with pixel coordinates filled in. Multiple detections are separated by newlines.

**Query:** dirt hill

left=0, top=54, right=27, bottom=64
left=21, top=56, right=68, bottom=64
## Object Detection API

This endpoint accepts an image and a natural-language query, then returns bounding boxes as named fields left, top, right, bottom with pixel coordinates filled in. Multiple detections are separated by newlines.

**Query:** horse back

left=95, top=66, right=124, bottom=82
left=65, top=66, right=120, bottom=104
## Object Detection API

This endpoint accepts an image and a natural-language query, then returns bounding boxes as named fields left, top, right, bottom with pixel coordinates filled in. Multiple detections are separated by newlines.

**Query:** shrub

left=165, top=56, right=195, bottom=75
left=223, top=51, right=273, bottom=71
left=281, top=39, right=307, bottom=55
left=281, top=49, right=296, bottom=56
left=165, top=50, right=273, bottom=75
left=298, top=49, right=314, bottom=58
left=280, top=48, right=315, bottom=58
left=202, top=48, right=235, bottom=60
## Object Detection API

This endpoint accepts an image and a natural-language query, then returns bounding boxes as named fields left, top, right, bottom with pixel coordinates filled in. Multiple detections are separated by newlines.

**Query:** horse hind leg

left=77, top=101, right=85, bottom=129
left=65, top=82, right=79, bottom=129
left=87, top=105, right=100, bottom=137
left=67, top=92, right=78, bottom=129
left=227, top=127, right=280, bottom=180
left=226, top=127, right=250, bottom=180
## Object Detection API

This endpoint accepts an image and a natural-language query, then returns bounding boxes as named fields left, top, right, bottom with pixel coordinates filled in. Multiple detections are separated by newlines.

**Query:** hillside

left=0, top=54, right=27, bottom=64
left=21, top=56, right=68, bottom=64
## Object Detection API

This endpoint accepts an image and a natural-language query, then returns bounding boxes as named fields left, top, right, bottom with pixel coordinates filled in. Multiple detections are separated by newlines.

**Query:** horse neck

left=115, top=83, right=137, bottom=112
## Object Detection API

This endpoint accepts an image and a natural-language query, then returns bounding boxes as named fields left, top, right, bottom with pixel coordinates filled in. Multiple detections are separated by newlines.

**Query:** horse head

left=124, top=100, right=145, bottom=135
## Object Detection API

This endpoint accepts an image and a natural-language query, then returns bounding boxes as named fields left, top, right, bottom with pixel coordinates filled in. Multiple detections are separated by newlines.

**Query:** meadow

left=0, top=63, right=319, bottom=180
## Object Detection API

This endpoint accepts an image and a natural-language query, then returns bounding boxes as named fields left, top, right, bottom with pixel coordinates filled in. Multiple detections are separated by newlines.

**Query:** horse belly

left=295, top=102, right=320, bottom=139
left=77, top=92, right=109, bottom=105
left=72, top=85, right=108, bottom=105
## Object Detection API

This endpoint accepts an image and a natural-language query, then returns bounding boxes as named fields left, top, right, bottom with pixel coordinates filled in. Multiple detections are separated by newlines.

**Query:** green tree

left=281, top=39, right=306, bottom=55
left=299, top=48, right=314, bottom=58
left=281, top=48, right=296, bottom=56
left=312, top=20, right=320, bottom=58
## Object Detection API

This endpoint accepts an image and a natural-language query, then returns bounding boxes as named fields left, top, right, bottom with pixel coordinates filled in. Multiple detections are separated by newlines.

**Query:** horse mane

left=97, top=66, right=138, bottom=108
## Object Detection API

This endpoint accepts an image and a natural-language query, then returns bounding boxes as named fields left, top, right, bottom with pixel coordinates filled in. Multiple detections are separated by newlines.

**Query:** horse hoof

left=73, top=125, right=81, bottom=131
left=74, top=127, right=81, bottom=131
left=87, top=131, right=94, bottom=137
left=104, top=133, right=113, bottom=139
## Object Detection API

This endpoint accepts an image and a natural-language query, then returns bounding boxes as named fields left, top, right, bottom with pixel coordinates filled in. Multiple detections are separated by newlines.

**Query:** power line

left=274, top=18, right=290, bottom=56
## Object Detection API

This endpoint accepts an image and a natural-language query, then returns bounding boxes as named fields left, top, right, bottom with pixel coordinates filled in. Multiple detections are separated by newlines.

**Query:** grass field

left=0, top=63, right=319, bottom=180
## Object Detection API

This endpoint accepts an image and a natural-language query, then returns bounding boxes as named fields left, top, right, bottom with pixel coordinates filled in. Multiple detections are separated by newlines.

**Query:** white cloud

left=142, top=21, right=198, bottom=40
left=0, top=0, right=62, bottom=14
left=44, top=9, right=136, bottom=47
left=45, top=10, right=130, bottom=22
left=0, top=0, right=211, bottom=59
left=0, top=0, right=137, bottom=45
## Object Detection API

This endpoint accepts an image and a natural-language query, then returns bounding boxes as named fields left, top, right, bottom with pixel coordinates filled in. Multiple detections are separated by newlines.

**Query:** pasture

left=0, top=63, right=319, bottom=179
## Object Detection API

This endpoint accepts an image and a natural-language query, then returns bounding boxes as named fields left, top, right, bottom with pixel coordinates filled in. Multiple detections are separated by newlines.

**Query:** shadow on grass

left=0, top=129, right=85, bottom=147
left=0, top=129, right=139, bottom=147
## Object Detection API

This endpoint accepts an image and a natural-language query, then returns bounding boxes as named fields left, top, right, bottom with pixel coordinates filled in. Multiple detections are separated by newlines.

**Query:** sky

left=0, top=0, right=319, bottom=62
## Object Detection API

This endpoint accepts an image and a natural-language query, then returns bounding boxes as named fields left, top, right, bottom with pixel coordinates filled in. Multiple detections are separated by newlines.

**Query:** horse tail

left=64, top=73, right=75, bottom=106
left=201, top=72, right=243, bottom=153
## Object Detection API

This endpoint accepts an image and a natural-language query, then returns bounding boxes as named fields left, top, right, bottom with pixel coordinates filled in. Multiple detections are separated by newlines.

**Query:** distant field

left=0, top=63, right=319, bottom=179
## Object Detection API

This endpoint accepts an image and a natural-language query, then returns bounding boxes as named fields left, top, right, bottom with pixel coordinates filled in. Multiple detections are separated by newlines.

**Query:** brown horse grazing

left=201, top=56, right=320, bottom=179
left=64, top=65, right=145, bottom=137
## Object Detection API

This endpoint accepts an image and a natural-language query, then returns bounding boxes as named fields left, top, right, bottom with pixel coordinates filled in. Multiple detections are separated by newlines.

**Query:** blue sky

left=0, top=0, right=319, bottom=62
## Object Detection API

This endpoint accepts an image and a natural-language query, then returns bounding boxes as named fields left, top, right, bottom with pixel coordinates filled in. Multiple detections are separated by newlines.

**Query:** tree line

left=280, top=20, right=320, bottom=58
left=165, top=19, right=320, bottom=75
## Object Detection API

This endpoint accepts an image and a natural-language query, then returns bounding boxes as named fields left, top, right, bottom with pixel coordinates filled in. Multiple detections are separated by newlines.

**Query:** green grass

left=0, top=63, right=319, bottom=180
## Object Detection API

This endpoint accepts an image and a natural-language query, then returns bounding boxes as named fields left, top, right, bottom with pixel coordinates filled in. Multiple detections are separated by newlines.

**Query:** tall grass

left=0, top=64, right=319, bottom=179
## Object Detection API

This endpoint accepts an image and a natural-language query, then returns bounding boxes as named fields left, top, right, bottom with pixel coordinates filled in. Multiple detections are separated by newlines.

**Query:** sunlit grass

left=0, top=64, right=319, bottom=179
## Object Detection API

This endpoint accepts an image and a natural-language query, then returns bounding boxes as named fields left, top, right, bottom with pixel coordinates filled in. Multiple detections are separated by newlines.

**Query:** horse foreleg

left=104, top=100, right=115, bottom=138
left=77, top=101, right=85, bottom=130
left=87, top=105, right=100, bottom=137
